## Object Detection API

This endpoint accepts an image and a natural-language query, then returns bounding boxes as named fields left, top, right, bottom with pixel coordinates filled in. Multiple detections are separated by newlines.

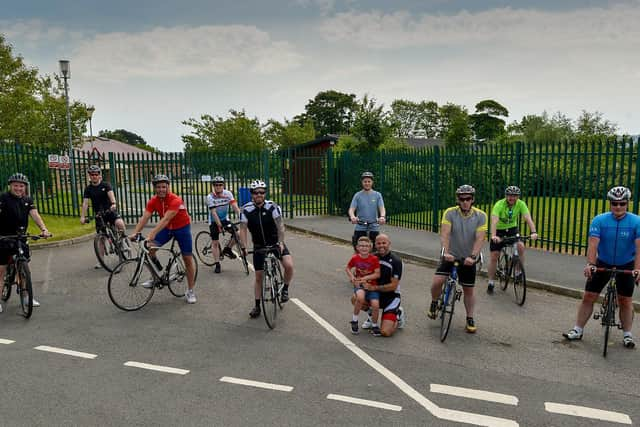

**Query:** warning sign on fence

left=59, top=155, right=71, bottom=170
left=48, top=154, right=59, bottom=169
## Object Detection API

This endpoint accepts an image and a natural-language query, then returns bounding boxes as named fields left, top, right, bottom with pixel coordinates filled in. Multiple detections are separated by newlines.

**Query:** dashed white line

left=220, top=376, right=293, bottom=392
left=0, top=338, right=15, bottom=345
left=545, top=402, right=632, bottom=425
left=291, top=298, right=518, bottom=427
left=34, top=345, right=97, bottom=359
left=431, top=384, right=519, bottom=406
left=327, top=393, right=402, bottom=412
left=124, top=361, right=189, bottom=375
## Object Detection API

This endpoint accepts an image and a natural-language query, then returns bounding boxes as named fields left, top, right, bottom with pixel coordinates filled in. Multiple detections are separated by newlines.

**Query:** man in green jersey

left=487, top=186, right=538, bottom=293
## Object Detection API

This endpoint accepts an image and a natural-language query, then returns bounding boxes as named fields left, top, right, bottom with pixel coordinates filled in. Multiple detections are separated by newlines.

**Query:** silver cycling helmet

left=607, top=186, right=631, bottom=201
left=212, top=176, right=225, bottom=184
left=361, top=171, right=374, bottom=180
left=87, top=165, right=101, bottom=174
left=8, top=173, right=29, bottom=185
left=505, top=185, right=521, bottom=196
left=152, top=174, right=170, bottom=185
left=249, top=180, right=267, bottom=191
left=455, top=184, right=475, bottom=196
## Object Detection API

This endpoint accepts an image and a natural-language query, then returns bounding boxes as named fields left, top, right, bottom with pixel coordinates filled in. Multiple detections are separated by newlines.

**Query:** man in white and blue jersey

left=207, top=176, right=241, bottom=274
left=348, top=171, right=386, bottom=250
left=564, top=186, right=640, bottom=348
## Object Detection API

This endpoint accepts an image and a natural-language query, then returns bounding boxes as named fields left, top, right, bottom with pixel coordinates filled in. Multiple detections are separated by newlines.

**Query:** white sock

left=352, top=314, right=358, bottom=322
left=573, top=326, right=583, bottom=334
left=623, top=331, right=632, bottom=337
left=372, top=323, right=379, bottom=327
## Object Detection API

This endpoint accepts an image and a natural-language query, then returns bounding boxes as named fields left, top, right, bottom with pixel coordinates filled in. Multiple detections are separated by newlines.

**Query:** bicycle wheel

left=498, top=250, right=510, bottom=291
left=511, top=258, right=527, bottom=306
left=439, top=280, right=456, bottom=342
left=261, top=256, right=278, bottom=329
left=117, top=234, right=133, bottom=261
left=94, top=232, right=121, bottom=272
left=232, top=235, right=250, bottom=275
left=16, top=262, right=33, bottom=318
left=108, top=259, right=155, bottom=311
left=602, top=289, right=616, bottom=357
left=168, top=253, right=198, bottom=297
left=194, top=230, right=215, bottom=266
left=274, top=262, right=285, bottom=309
left=1, top=266, right=12, bottom=302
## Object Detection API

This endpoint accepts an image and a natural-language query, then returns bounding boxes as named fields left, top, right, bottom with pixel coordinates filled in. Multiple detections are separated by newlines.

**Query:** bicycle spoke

left=512, top=258, right=526, bottom=306
left=194, top=231, right=215, bottom=266
left=108, top=260, right=155, bottom=311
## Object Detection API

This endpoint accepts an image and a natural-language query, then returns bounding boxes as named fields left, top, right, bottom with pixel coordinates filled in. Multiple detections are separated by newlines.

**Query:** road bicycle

left=107, top=234, right=198, bottom=311
left=194, top=221, right=249, bottom=275
left=495, top=234, right=531, bottom=306
left=592, top=267, right=636, bottom=357
left=91, top=211, right=132, bottom=272
left=251, top=245, right=285, bottom=329
left=435, top=258, right=464, bottom=342
left=1, top=231, right=49, bottom=318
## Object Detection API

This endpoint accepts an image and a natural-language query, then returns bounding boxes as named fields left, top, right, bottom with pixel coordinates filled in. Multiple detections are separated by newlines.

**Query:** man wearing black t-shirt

left=0, top=173, right=51, bottom=312
left=80, top=166, right=125, bottom=234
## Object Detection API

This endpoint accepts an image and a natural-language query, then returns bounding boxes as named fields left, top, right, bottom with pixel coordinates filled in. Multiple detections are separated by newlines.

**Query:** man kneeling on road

left=352, top=234, right=406, bottom=336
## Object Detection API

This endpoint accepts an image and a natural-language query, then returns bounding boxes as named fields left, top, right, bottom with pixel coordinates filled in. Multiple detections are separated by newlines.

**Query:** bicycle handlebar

left=0, top=233, right=50, bottom=241
left=248, top=244, right=280, bottom=255
left=499, top=234, right=533, bottom=244
left=591, top=267, right=636, bottom=275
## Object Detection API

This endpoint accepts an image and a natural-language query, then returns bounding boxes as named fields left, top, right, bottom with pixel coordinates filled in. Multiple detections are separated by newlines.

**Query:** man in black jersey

left=80, top=165, right=125, bottom=234
left=0, top=173, right=51, bottom=312
left=239, top=180, right=295, bottom=319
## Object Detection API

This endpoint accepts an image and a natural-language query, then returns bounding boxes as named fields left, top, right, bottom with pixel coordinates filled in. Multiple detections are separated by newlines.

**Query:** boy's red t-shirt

left=347, top=253, right=380, bottom=286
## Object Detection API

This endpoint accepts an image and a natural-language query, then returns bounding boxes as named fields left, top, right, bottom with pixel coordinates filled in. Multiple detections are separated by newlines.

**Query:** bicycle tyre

left=498, top=250, right=509, bottom=291
left=168, top=253, right=198, bottom=297
left=511, top=258, right=527, bottom=306
left=108, top=259, right=155, bottom=311
left=274, top=261, right=285, bottom=310
left=194, top=231, right=215, bottom=266
left=94, top=232, right=121, bottom=272
left=439, top=280, right=456, bottom=342
left=262, top=256, right=278, bottom=329
left=1, top=265, right=12, bottom=302
left=232, top=234, right=250, bottom=275
left=603, top=288, right=616, bottom=357
left=17, top=261, right=33, bottom=319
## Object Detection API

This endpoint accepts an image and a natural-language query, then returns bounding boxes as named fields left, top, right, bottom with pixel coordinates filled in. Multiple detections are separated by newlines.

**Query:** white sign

left=59, top=155, right=71, bottom=170
left=48, top=154, right=59, bottom=169
left=201, top=175, right=212, bottom=182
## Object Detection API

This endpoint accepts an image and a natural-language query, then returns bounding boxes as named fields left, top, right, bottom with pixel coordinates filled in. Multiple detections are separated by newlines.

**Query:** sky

left=2, top=0, right=639, bottom=151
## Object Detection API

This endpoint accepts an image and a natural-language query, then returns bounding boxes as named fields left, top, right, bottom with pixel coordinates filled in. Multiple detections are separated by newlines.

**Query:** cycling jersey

left=207, top=190, right=236, bottom=223
left=350, top=190, right=384, bottom=231
left=240, top=200, right=282, bottom=247
left=377, top=251, right=402, bottom=307
left=441, top=206, right=487, bottom=259
left=491, top=199, right=529, bottom=230
left=83, top=181, right=113, bottom=213
left=589, top=212, right=640, bottom=265
left=0, top=192, right=35, bottom=236
left=145, top=192, right=191, bottom=230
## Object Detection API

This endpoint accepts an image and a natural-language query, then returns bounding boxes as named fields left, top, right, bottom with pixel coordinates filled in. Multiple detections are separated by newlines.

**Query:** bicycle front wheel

left=16, top=262, right=33, bottom=318
left=262, top=257, right=278, bottom=329
left=232, top=235, right=250, bottom=275
left=94, top=233, right=121, bottom=272
left=194, top=230, right=215, bottom=266
left=1, top=266, right=12, bottom=302
left=439, top=281, right=456, bottom=342
left=498, top=251, right=509, bottom=291
left=168, top=253, right=198, bottom=297
left=108, top=259, right=155, bottom=311
left=603, top=289, right=616, bottom=357
left=511, top=258, right=526, bottom=306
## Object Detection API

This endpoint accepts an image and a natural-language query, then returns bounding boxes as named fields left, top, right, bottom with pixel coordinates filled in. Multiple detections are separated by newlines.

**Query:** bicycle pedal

left=593, top=314, right=600, bottom=320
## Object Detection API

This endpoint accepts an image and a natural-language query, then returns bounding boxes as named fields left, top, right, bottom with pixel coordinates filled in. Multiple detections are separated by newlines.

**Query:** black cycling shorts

left=435, top=260, right=477, bottom=286
left=585, top=260, right=636, bottom=298
left=490, top=227, right=519, bottom=252
left=96, top=210, right=121, bottom=231
left=209, top=219, right=232, bottom=241
left=253, top=244, right=290, bottom=272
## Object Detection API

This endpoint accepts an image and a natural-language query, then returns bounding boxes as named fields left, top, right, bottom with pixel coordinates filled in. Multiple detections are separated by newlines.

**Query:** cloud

left=1, top=19, right=84, bottom=47
left=71, top=25, right=304, bottom=80
left=317, top=5, right=640, bottom=49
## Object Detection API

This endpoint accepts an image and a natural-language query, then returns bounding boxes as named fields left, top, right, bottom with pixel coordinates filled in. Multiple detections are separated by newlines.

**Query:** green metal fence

left=1, top=138, right=637, bottom=255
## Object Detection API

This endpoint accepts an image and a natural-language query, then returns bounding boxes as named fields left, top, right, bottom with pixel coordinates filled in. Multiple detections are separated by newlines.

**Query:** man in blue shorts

left=563, top=186, right=640, bottom=348
left=348, top=171, right=386, bottom=250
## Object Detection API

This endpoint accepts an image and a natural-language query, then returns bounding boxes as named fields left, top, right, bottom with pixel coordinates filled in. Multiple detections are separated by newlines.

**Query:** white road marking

left=291, top=298, right=518, bottom=427
left=34, top=345, right=97, bottom=359
left=327, top=393, right=402, bottom=412
left=545, top=402, right=632, bottom=425
left=124, top=361, right=190, bottom=375
left=0, top=338, right=15, bottom=344
left=220, top=376, right=293, bottom=392
left=431, top=384, right=519, bottom=406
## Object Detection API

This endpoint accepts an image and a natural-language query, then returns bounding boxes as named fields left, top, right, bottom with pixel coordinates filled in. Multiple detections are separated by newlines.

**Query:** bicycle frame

left=131, top=236, right=181, bottom=288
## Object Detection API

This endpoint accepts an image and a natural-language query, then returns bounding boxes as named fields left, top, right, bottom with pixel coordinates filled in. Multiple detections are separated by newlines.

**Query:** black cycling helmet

left=212, top=176, right=225, bottom=184
left=8, top=173, right=29, bottom=185
left=87, top=165, right=101, bottom=174
left=152, top=174, right=170, bottom=185
left=607, top=186, right=631, bottom=201
left=455, top=184, right=475, bottom=195
left=361, top=171, right=374, bottom=180
left=505, top=185, right=521, bottom=196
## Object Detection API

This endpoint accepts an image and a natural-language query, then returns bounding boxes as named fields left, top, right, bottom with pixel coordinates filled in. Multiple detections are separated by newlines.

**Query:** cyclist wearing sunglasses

left=207, top=176, right=241, bottom=274
left=239, top=180, right=294, bottom=319
left=80, top=165, right=125, bottom=235
left=487, top=186, right=537, bottom=294
left=563, top=186, right=640, bottom=348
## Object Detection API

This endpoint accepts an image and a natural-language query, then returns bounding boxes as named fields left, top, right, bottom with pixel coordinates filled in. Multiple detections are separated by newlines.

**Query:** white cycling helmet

left=249, top=180, right=267, bottom=192
left=607, top=186, right=631, bottom=201
left=505, top=185, right=521, bottom=196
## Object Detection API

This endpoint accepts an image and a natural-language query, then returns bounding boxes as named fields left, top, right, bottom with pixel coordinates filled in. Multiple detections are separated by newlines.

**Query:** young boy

left=346, top=236, right=381, bottom=336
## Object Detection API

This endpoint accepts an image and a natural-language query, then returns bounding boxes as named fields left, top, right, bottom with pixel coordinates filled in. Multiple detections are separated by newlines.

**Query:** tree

left=575, top=110, right=617, bottom=137
left=469, top=99, right=508, bottom=142
left=351, top=95, right=394, bottom=151
left=304, top=90, right=357, bottom=137
left=389, top=99, right=440, bottom=138
left=181, top=109, right=265, bottom=153
left=98, top=129, right=157, bottom=152
left=262, top=118, right=316, bottom=151
left=438, top=103, right=472, bottom=146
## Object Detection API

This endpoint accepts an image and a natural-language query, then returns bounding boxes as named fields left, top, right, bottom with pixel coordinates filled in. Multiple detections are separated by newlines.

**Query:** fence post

left=287, top=147, right=293, bottom=219
left=262, top=150, right=270, bottom=192
left=432, top=146, right=440, bottom=233
left=327, top=148, right=334, bottom=216
left=634, top=139, right=640, bottom=214
left=514, top=141, right=523, bottom=186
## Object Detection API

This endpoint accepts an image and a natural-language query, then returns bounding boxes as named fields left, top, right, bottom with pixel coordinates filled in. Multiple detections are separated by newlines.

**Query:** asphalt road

left=1, top=225, right=638, bottom=427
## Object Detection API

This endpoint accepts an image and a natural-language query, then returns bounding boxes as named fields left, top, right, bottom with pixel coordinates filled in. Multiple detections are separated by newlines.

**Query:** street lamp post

left=86, top=105, right=95, bottom=149
left=59, top=59, right=78, bottom=212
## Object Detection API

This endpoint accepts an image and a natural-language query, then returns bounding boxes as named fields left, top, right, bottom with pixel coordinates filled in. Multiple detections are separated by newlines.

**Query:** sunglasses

left=611, top=201, right=628, bottom=207
left=214, top=183, right=224, bottom=186
left=458, top=197, right=473, bottom=202
left=89, top=173, right=100, bottom=176
left=252, top=191, right=266, bottom=195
